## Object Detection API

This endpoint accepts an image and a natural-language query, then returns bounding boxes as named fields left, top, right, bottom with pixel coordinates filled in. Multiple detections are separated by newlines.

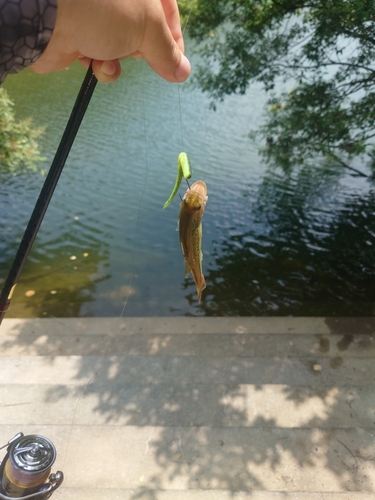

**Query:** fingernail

left=102, top=60, right=117, bottom=76
left=175, top=54, right=191, bottom=82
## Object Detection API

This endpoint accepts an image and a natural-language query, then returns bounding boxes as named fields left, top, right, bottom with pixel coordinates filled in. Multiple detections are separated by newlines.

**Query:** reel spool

left=0, top=433, right=63, bottom=499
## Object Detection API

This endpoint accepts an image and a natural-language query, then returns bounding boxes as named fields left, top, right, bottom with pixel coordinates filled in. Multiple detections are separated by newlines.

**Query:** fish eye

left=194, top=204, right=201, bottom=211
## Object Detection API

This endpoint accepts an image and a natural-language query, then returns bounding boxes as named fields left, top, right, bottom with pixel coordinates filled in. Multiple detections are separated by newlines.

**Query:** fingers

left=31, top=0, right=190, bottom=84
left=78, top=57, right=121, bottom=83
left=144, top=40, right=190, bottom=83
left=30, top=46, right=76, bottom=74
left=141, top=15, right=190, bottom=83
left=92, top=59, right=122, bottom=83
left=160, top=0, right=185, bottom=53
left=33, top=52, right=122, bottom=83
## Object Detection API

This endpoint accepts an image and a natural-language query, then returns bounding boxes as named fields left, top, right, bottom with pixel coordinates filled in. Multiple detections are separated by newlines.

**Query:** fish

left=178, top=180, right=208, bottom=303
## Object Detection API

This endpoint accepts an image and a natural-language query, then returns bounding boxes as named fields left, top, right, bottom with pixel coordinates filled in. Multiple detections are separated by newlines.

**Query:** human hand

left=31, top=0, right=190, bottom=83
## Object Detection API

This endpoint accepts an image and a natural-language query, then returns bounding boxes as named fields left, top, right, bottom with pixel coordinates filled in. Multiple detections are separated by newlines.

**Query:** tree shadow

left=2, top=317, right=375, bottom=496
left=200, top=163, right=375, bottom=316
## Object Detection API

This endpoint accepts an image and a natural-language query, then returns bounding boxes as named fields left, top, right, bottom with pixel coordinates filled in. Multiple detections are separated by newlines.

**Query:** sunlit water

left=1, top=53, right=374, bottom=317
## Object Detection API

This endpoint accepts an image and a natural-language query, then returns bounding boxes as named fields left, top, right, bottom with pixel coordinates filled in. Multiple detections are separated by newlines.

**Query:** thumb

left=141, top=26, right=190, bottom=83
left=30, top=47, right=77, bottom=74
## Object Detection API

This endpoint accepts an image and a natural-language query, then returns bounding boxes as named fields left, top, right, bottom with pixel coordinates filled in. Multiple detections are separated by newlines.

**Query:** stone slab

left=1, top=331, right=374, bottom=358
left=0, top=354, right=373, bottom=386
left=59, top=490, right=375, bottom=500
left=1, top=318, right=374, bottom=498
left=2, top=317, right=375, bottom=337
left=2, top=424, right=373, bottom=494
left=61, top=426, right=375, bottom=492
left=0, top=383, right=373, bottom=428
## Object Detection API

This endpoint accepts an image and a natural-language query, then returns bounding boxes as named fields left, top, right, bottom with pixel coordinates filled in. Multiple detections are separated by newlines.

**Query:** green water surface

left=1, top=57, right=374, bottom=317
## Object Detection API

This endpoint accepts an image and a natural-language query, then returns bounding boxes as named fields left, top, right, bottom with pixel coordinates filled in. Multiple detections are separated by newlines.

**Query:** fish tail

left=197, top=276, right=206, bottom=303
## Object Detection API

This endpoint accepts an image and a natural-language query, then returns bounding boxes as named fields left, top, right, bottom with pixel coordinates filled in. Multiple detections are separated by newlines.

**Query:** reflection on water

left=1, top=57, right=374, bottom=317
left=202, top=164, right=375, bottom=316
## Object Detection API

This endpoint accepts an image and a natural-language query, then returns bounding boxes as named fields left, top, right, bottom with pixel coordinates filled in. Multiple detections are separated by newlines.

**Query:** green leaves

left=0, top=88, right=44, bottom=173
left=184, top=0, right=375, bottom=172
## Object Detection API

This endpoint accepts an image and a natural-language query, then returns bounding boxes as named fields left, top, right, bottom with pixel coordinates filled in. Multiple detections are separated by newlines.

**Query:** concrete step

left=0, top=353, right=373, bottom=386
left=2, top=316, right=375, bottom=337
left=60, top=490, right=375, bottom=499
left=61, top=425, right=375, bottom=492
left=2, top=331, right=375, bottom=359
left=1, top=318, right=374, bottom=359
left=0, top=318, right=374, bottom=499
left=1, top=383, right=373, bottom=428
left=1, top=424, right=374, bottom=493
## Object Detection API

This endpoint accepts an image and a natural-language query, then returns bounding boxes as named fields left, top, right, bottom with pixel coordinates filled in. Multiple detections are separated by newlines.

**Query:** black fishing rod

left=0, top=64, right=98, bottom=325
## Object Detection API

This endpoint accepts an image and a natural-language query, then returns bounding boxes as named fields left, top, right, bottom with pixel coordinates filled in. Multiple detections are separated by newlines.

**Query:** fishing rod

left=0, top=64, right=98, bottom=325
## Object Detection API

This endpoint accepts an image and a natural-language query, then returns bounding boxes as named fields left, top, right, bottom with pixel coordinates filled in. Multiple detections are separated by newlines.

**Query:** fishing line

left=178, top=85, right=184, bottom=153
left=121, top=2, right=196, bottom=314
left=119, top=62, right=150, bottom=318
left=178, top=1, right=195, bottom=172
left=65, top=63, right=151, bottom=470
left=63, top=3, right=196, bottom=471
left=62, top=61, right=151, bottom=470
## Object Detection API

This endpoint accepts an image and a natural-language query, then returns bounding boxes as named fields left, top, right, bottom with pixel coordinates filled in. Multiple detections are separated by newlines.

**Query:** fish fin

left=185, top=261, right=191, bottom=278
left=198, top=224, right=203, bottom=262
left=197, top=276, right=206, bottom=303
left=176, top=219, right=179, bottom=231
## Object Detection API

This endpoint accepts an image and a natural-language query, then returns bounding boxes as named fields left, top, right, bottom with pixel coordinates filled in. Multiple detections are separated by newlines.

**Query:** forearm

left=0, top=0, right=57, bottom=83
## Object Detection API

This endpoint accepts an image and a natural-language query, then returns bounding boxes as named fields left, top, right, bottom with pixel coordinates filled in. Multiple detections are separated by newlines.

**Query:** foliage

left=178, top=0, right=200, bottom=26
left=182, top=0, right=375, bottom=172
left=0, top=87, right=44, bottom=173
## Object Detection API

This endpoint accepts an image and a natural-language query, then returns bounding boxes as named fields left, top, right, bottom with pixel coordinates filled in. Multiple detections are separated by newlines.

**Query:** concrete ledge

left=1, top=318, right=374, bottom=499
left=1, top=318, right=374, bottom=358
left=2, top=316, right=375, bottom=336
left=60, top=490, right=375, bottom=500
left=0, top=383, right=373, bottom=428
left=0, top=355, right=374, bottom=386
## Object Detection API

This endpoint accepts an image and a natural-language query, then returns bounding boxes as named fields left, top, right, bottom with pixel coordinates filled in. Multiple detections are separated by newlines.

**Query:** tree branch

left=331, top=155, right=369, bottom=178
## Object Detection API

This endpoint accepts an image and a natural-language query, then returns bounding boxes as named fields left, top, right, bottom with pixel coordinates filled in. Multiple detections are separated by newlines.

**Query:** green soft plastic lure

left=163, top=152, right=192, bottom=209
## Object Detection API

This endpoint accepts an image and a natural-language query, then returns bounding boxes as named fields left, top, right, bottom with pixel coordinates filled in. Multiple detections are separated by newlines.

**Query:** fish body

left=178, top=180, right=208, bottom=302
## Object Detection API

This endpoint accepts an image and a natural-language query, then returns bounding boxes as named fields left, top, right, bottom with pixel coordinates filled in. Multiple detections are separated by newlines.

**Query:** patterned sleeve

left=0, top=0, right=57, bottom=84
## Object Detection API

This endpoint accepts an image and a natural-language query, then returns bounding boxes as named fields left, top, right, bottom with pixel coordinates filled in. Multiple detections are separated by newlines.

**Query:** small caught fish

left=178, top=180, right=208, bottom=303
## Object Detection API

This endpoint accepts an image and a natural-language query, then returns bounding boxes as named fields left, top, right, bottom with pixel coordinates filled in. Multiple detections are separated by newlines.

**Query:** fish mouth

left=188, top=180, right=208, bottom=198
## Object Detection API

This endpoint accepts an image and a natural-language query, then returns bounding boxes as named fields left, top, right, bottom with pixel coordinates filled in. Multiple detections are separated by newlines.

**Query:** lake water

left=1, top=52, right=374, bottom=317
